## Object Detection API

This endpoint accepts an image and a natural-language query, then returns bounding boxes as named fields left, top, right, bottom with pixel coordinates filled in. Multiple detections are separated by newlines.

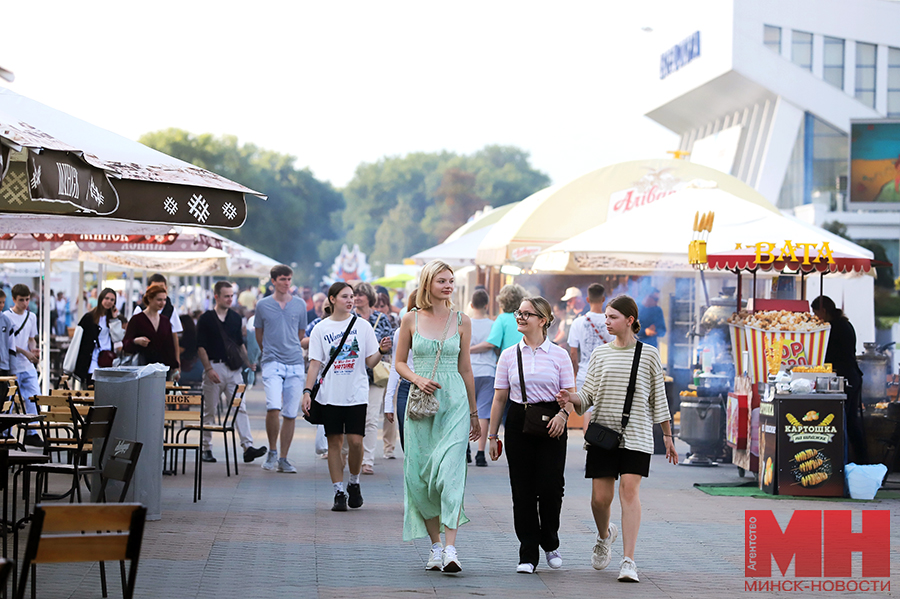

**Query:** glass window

left=856, top=42, right=877, bottom=108
left=823, top=36, right=845, bottom=89
left=792, top=30, right=813, bottom=71
left=808, top=114, right=848, bottom=206
left=889, top=47, right=900, bottom=117
left=764, top=25, right=781, bottom=54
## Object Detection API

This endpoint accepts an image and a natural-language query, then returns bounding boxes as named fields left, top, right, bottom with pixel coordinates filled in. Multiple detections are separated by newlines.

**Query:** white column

left=812, top=34, right=824, bottom=80
left=126, top=269, right=134, bottom=319
left=754, top=96, right=804, bottom=203
left=76, top=260, right=85, bottom=320
left=41, top=244, right=51, bottom=394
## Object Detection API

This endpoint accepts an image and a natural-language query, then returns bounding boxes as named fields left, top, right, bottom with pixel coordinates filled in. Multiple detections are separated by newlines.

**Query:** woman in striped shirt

left=488, top=296, right=576, bottom=574
left=556, top=295, right=677, bottom=583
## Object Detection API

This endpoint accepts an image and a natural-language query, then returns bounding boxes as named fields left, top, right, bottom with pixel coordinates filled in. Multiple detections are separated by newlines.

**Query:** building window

left=792, top=30, right=813, bottom=71
left=889, top=47, right=900, bottom=117
left=764, top=25, right=781, bottom=54
left=823, top=36, right=845, bottom=89
left=856, top=42, right=877, bottom=108
left=805, top=113, right=848, bottom=206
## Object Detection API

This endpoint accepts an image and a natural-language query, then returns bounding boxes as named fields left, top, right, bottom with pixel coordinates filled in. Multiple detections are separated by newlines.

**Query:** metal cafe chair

left=97, top=439, right=143, bottom=599
left=179, top=384, right=247, bottom=476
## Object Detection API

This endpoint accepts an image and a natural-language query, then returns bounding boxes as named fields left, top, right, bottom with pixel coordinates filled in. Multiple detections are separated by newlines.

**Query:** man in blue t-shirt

left=254, top=265, right=308, bottom=473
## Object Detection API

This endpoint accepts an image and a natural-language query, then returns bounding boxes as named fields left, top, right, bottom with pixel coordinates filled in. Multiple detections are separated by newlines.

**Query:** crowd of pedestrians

left=1, top=261, right=678, bottom=583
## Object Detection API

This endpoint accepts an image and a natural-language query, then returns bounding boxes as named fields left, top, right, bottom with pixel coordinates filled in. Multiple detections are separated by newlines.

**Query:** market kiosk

left=692, top=218, right=879, bottom=496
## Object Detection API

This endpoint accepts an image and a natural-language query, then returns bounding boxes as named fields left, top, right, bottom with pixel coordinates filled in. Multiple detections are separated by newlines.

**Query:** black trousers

left=505, top=401, right=567, bottom=566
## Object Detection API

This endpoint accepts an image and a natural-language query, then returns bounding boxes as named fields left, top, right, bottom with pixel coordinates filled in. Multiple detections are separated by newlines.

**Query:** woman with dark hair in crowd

left=556, top=295, right=677, bottom=583
left=811, top=295, right=868, bottom=463
left=122, top=284, right=181, bottom=380
left=302, top=281, right=385, bottom=511
left=73, top=287, right=119, bottom=386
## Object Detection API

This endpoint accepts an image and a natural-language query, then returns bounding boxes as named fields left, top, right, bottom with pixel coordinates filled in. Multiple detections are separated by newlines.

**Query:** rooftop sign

left=660, top=31, right=701, bottom=79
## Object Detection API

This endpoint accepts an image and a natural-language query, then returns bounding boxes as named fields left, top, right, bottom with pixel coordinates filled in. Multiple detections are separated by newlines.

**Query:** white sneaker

left=516, top=563, right=535, bottom=574
left=425, top=544, right=442, bottom=571
left=618, top=557, right=639, bottom=582
left=591, top=522, right=618, bottom=570
left=442, top=545, right=461, bottom=573
left=261, top=451, right=278, bottom=471
left=546, top=549, right=563, bottom=569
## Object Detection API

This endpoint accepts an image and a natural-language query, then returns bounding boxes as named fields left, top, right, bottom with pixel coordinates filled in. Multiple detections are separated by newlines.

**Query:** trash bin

left=92, top=364, right=168, bottom=520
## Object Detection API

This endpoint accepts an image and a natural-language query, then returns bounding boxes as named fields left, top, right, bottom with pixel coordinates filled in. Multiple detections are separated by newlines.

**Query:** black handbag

left=304, top=317, right=357, bottom=425
left=584, top=341, right=643, bottom=450
left=519, top=344, right=560, bottom=437
left=215, top=312, right=245, bottom=371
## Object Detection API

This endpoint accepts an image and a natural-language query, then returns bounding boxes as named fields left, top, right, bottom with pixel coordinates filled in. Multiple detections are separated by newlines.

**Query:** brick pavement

left=17, top=388, right=900, bottom=598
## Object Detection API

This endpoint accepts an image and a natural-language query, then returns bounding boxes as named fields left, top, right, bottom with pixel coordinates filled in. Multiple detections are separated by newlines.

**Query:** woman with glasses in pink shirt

left=488, top=296, right=576, bottom=574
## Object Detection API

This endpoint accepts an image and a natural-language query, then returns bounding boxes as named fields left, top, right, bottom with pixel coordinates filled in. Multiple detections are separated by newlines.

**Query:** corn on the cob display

left=798, top=458, right=824, bottom=473
left=800, top=471, right=829, bottom=487
left=786, top=413, right=801, bottom=427
left=820, top=413, right=834, bottom=426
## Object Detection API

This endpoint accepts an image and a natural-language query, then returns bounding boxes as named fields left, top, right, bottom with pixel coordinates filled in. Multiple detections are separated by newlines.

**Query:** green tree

left=139, top=129, right=344, bottom=285
left=343, top=145, right=549, bottom=269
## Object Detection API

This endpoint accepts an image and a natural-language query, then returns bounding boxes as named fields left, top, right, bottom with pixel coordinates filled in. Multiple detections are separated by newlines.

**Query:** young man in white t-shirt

left=4, top=284, right=43, bottom=446
left=567, top=283, right=614, bottom=390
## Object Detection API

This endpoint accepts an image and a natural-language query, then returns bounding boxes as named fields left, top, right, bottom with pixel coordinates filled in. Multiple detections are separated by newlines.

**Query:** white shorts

left=261, top=361, right=304, bottom=419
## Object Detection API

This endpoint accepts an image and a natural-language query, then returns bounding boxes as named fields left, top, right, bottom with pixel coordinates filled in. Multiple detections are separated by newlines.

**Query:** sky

left=0, top=1, right=695, bottom=189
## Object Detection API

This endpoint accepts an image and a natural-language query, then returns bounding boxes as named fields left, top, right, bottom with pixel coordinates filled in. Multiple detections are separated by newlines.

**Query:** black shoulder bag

left=519, top=344, right=561, bottom=438
left=303, top=316, right=357, bottom=425
left=584, top=341, right=643, bottom=450
left=214, top=311, right=245, bottom=371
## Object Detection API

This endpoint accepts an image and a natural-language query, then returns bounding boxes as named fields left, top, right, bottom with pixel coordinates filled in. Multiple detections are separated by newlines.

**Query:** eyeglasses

left=514, top=310, right=540, bottom=320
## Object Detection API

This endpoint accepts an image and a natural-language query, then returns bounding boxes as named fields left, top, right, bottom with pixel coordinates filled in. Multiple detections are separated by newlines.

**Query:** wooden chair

left=28, top=396, right=81, bottom=462
left=16, top=503, right=147, bottom=599
left=2, top=387, right=22, bottom=450
left=179, top=384, right=247, bottom=476
left=50, top=389, right=94, bottom=401
left=97, top=439, right=144, bottom=598
left=26, top=405, right=117, bottom=503
left=163, top=394, right=203, bottom=502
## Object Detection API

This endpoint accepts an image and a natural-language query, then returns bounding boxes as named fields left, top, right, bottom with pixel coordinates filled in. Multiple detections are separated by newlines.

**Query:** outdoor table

left=0, top=415, right=45, bottom=595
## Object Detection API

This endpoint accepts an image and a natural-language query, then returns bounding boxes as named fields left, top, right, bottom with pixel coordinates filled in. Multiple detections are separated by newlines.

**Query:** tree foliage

left=342, top=145, right=550, bottom=268
left=139, top=129, right=344, bottom=285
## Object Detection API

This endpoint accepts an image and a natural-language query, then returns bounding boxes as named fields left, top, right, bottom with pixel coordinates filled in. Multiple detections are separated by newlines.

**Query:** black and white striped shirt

left=575, top=341, right=671, bottom=453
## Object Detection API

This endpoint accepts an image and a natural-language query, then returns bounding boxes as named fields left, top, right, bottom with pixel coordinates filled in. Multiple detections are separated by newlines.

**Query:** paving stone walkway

left=17, top=388, right=900, bottom=598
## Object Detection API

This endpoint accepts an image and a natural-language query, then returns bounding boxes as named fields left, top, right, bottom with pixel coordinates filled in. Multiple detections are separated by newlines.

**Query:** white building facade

left=645, top=0, right=900, bottom=269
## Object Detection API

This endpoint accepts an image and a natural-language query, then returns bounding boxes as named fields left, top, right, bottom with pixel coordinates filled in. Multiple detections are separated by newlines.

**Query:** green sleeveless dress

left=403, top=310, right=470, bottom=541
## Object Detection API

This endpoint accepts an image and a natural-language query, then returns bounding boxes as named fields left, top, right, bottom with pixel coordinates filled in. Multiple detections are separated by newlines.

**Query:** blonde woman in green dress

left=395, top=260, right=480, bottom=573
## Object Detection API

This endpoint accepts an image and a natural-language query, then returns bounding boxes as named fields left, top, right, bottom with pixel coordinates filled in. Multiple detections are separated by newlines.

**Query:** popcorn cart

left=695, top=243, right=880, bottom=486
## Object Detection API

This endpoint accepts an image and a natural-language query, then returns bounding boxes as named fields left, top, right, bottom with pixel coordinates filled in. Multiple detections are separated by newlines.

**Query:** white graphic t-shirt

left=308, top=316, right=378, bottom=407
left=5, top=310, right=38, bottom=375
left=567, top=311, right=614, bottom=388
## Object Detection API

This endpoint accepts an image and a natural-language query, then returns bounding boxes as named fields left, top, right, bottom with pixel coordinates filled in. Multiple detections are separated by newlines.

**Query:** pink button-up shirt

left=495, top=338, right=575, bottom=404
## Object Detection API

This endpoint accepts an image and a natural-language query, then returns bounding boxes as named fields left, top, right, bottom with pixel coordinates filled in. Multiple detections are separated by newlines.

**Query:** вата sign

left=660, top=31, right=701, bottom=79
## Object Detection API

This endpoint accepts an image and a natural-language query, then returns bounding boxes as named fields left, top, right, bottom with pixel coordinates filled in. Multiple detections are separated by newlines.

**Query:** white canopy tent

left=532, top=186, right=877, bottom=346
left=532, top=186, right=873, bottom=274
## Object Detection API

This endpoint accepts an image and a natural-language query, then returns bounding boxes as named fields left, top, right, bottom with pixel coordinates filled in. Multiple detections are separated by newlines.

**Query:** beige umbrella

left=476, top=159, right=777, bottom=267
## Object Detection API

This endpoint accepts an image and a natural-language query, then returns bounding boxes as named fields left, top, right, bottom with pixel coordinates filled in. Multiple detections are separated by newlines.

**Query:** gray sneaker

left=261, top=451, right=278, bottom=471
left=591, top=522, right=618, bottom=570
left=276, top=457, right=297, bottom=473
